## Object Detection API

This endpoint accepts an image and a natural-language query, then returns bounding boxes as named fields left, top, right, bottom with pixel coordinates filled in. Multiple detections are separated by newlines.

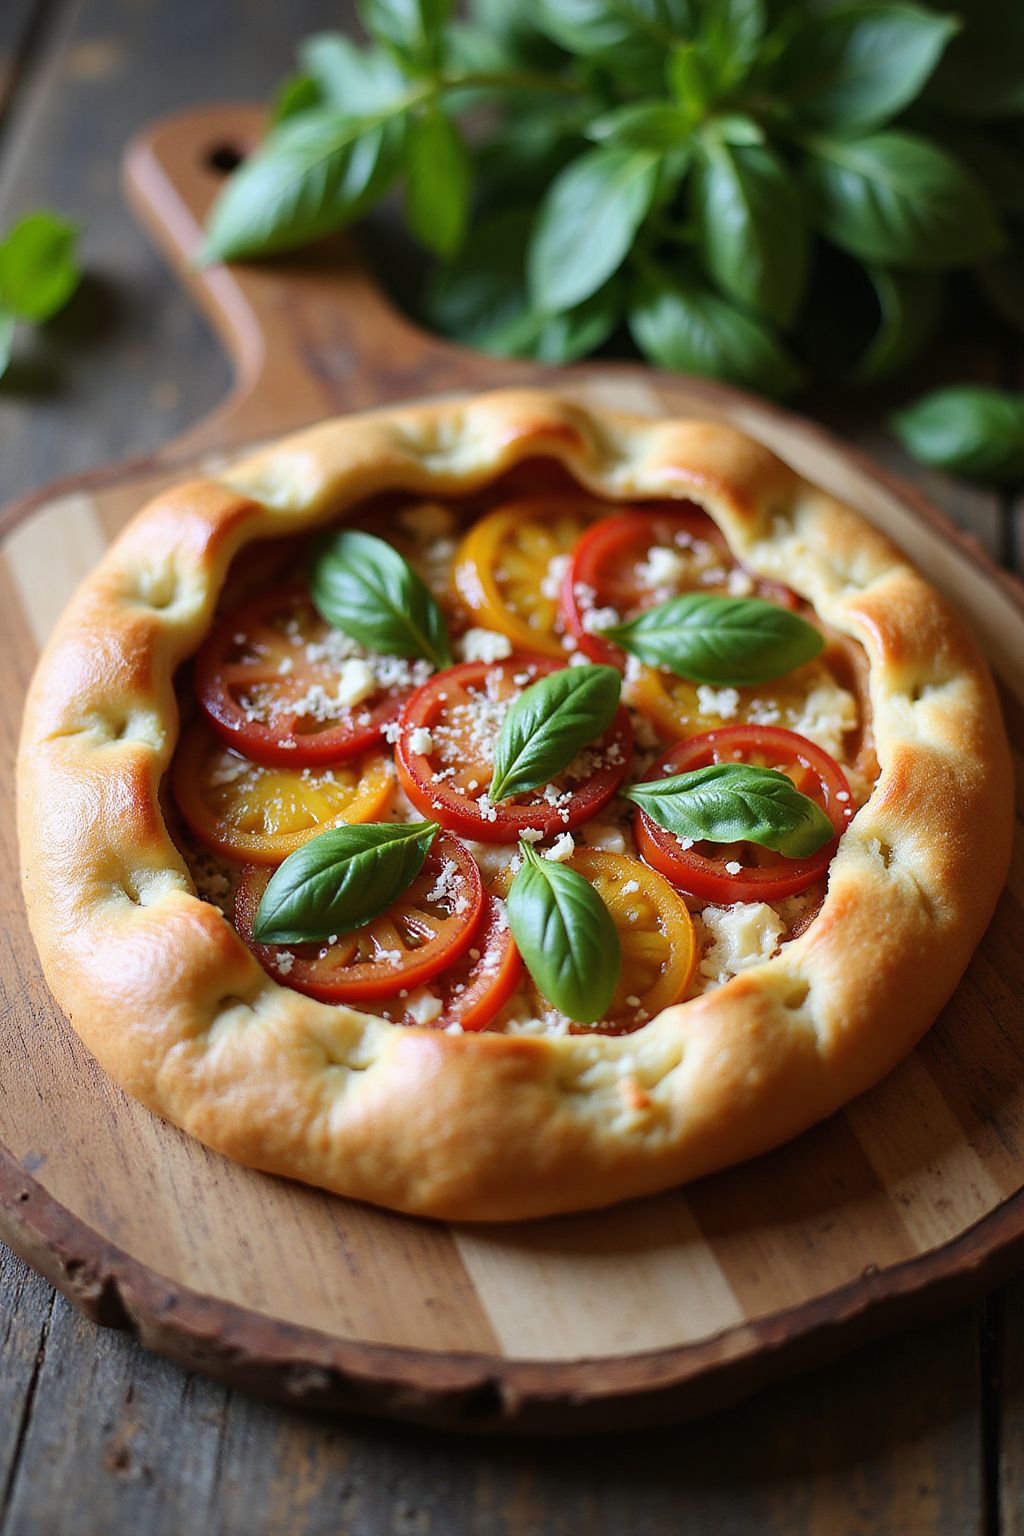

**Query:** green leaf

left=358, top=0, right=453, bottom=70
left=531, top=0, right=694, bottom=73
left=586, top=101, right=693, bottom=151
left=252, top=821, right=439, bottom=944
left=529, top=146, right=660, bottom=312
left=890, top=386, right=1024, bottom=482
left=405, top=107, right=471, bottom=256
left=201, top=110, right=405, bottom=262
left=309, top=528, right=452, bottom=669
left=801, top=130, right=1002, bottom=271
left=298, top=32, right=410, bottom=112
left=772, top=3, right=958, bottom=131
left=711, top=112, right=765, bottom=146
left=698, top=0, right=766, bottom=93
left=628, top=264, right=804, bottom=398
left=427, top=208, right=621, bottom=361
left=848, top=265, right=942, bottom=385
left=977, top=252, right=1024, bottom=335
left=0, top=310, right=15, bottom=381
left=0, top=212, right=80, bottom=323
left=668, top=41, right=713, bottom=118
left=490, top=665, right=622, bottom=801
left=925, top=0, right=1024, bottom=120
left=506, top=842, right=620, bottom=1023
left=602, top=591, right=824, bottom=684
left=270, top=73, right=322, bottom=126
left=623, top=763, right=835, bottom=857
left=691, top=139, right=808, bottom=326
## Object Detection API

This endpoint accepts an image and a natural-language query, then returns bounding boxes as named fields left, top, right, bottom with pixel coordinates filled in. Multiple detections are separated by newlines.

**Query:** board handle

left=121, top=104, right=520, bottom=455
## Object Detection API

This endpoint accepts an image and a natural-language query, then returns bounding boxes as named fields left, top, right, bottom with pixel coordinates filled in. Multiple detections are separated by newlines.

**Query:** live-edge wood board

left=1, top=105, right=1023, bottom=1432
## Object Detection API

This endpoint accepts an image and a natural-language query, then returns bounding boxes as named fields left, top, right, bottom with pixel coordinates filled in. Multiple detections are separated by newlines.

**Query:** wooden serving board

left=2, top=105, right=1024, bottom=1434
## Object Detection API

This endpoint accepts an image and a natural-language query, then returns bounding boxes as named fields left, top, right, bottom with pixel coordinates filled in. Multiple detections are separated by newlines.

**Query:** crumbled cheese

left=783, top=680, right=858, bottom=759
left=540, top=553, right=571, bottom=600
left=520, top=827, right=544, bottom=843
left=636, top=545, right=690, bottom=591
left=543, top=832, right=575, bottom=863
left=334, top=658, right=377, bottom=708
left=275, top=951, right=295, bottom=976
left=581, top=604, right=620, bottom=635
left=398, top=501, right=455, bottom=540
left=458, top=627, right=513, bottom=664
left=698, top=903, right=784, bottom=985
left=208, top=755, right=250, bottom=787
left=696, top=685, right=740, bottom=719
left=620, top=879, right=640, bottom=895
left=724, top=860, right=743, bottom=875
left=405, top=987, right=443, bottom=1026
left=727, top=568, right=755, bottom=596
left=408, top=726, right=434, bottom=755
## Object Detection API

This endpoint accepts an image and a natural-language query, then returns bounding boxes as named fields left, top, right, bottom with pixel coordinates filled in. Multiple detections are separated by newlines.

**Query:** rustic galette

left=17, top=392, right=1013, bottom=1220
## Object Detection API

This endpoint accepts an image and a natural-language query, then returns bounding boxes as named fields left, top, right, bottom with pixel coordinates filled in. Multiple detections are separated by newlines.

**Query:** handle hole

left=206, top=142, right=245, bottom=175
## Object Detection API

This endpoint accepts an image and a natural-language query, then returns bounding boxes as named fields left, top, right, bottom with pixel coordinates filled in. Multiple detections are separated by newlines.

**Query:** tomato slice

left=452, top=496, right=603, bottom=658
left=564, top=849, right=697, bottom=1034
left=634, top=723, right=853, bottom=903
left=234, top=831, right=484, bottom=1003
left=395, top=656, right=633, bottom=843
left=561, top=507, right=799, bottom=670
left=172, top=719, right=394, bottom=864
left=195, top=586, right=424, bottom=766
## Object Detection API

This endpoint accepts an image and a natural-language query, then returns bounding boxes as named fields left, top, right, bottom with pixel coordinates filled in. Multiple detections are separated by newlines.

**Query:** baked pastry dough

left=16, top=391, right=1013, bottom=1220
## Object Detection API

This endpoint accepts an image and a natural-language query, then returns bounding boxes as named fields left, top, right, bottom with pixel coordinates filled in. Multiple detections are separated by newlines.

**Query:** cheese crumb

left=636, top=545, right=690, bottom=591
left=543, top=832, right=575, bottom=862
left=408, top=726, right=434, bottom=755
left=405, top=988, right=443, bottom=1025
left=724, top=860, right=743, bottom=875
left=459, top=627, right=513, bottom=664
left=696, top=685, right=740, bottom=719
left=698, top=902, right=784, bottom=985
left=540, top=553, right=571, bottom=600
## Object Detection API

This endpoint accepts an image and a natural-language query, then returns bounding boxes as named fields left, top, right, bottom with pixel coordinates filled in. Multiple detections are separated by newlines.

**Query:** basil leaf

left=849, top=265, right=943, bottom=385
left=772, top=3, right=958, bottom=132
left=528, top=146, right=660, bottom=313
left=531, top=0, right=694, bottom=75
left=889, top=386, right=1024, bottom=482
left=253, top=821, right=439, bottom=944
left=506, top=843, right=620, bottom=1024
left=201, top=110, right=405, bottom=262
left=490, top=665, right=622, bottom=802
left=586, top=101, right=693, bottom=152
left=691, top=139, right=808, bottom=326
left=698, top=0, right=766, bottom=93
left=801, top=131, right=1002, bottom=271
left=602, top=592, right=824, bottom=684
left=0, top=212, right=80, bottom=323
left=358, top=0, right=452, bottom=71
left=624, top=763, right=835, bottom=858
left=298, top=33, right=410, bottom=113
left=628, top=264, right=804, bottom=399
left=406, top=107, right=471, bottom=256
left=0, top=310, right=15, bottom=382
left=427, top=209, right=620, bottom=362
left=271, top=74, right=323, bottom=126
left=309, top=529, right=452, bottom=668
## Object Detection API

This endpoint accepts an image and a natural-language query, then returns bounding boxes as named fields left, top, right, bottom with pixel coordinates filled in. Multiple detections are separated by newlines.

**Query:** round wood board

left=2, top=106, right=1024, bottom=1434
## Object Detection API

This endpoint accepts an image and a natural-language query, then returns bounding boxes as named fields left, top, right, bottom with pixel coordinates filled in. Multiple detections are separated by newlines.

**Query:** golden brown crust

left=16, top=391, right=1014, bottom=1220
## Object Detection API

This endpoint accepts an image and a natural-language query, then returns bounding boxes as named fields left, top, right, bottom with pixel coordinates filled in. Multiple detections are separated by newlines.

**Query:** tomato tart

left=16, top=391, right=1013, bottom=1220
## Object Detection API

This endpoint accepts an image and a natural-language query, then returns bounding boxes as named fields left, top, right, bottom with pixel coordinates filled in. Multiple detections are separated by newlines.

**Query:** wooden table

left=1, top=2, right=1023, bottom=1531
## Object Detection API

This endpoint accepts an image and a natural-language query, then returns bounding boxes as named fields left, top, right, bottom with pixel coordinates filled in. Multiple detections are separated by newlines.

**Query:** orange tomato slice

left=566, top=849, right=697, bottom=1033
left=451, top=496, right=603, bottom=658
left=172, top=719, right=394, bottom=864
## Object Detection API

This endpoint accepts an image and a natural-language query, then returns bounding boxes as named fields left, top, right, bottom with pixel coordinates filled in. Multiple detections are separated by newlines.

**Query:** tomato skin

left=561, top=507, right=729, bottom=669
left=195, top=586, right=412, bottom=767
left=234, top=831, right=484, bottom=1003
left=422, top=897, right=523, bottom=1031
left=634, top=724, right=853, bottom=904
left=395, top=656, right=634, bottom=843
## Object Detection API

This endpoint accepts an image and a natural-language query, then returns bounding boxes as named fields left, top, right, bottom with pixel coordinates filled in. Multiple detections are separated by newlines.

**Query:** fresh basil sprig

left=890, top=385, right=1024, bottom=483
left=490, top=664, right=621, bottom=802
left=602, top=593, right=823, bottom=686
left=0, top=212, right=81, bottom=381
left=506, top=841, right=620, bottom=1024
left=309, top=528, right=451, bottom=670
left=253, top=820, right=439, bottom=944
left=624, top=764, right=835, bottom=858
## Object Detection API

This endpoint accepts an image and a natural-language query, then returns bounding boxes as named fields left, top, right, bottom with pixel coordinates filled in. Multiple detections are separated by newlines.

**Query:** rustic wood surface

left=1, top=0, right=1022, bottom=1531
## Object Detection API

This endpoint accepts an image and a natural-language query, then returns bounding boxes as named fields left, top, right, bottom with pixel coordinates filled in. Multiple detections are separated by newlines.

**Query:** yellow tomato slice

left=172, top=719, right=394, bottom=864
left=628, top=652, right=858, bottom=757
left=451, top=497, right=602, bottom=658
left=567, top=848, right=696, bottom=1031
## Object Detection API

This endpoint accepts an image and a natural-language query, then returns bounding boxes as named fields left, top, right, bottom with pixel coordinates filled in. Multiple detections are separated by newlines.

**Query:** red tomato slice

left=195, top=586, right=422, bottom=767
left=234, top=831, right=484, bottom=1002
left=395, top=655, right=633, bottom=843
left=370, top=896, right=524, bottom=1031
left=634, top=724, right=854, bottom=903
left=561, top=508, right=798, bottom=670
